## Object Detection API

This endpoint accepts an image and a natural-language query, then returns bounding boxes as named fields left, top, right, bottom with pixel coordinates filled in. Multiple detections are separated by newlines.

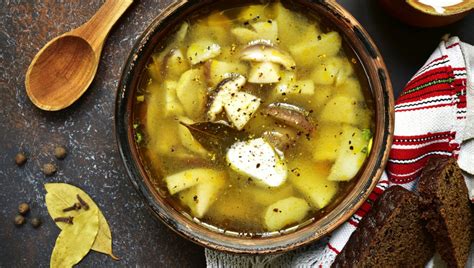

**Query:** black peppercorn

left=30, top=217, right=42, bottom=228
left=18, top=202, right=30, bottom=215
left=14, top=215, right=26, bottom=226
left=42, top=163, right=57, bottom=176
left=54, top=146, right=67, bottom=160
left=15, top=152, right=27, bottom=166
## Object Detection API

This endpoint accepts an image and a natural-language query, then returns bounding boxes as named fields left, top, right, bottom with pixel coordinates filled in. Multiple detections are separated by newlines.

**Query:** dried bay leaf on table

left=92, top=214, right=118, bottom=260
left=45, top=183, right=118, bottom=260
left=49, top=198, right=99, bottom=268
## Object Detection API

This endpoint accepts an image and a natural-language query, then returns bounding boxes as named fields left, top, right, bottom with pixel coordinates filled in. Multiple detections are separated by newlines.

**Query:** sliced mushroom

left=241, top=40, right=296, bottom=69
left=262, top=127, right=297, bottom=151
left=208, top=74, right=246, bottom=121
left=240, top=40, right=296, bottom=84
left=216, top=74, right=247, bottom=93
left=264, top=103, right=314, bottom=133
left=223, top=91, right=261, bottom=130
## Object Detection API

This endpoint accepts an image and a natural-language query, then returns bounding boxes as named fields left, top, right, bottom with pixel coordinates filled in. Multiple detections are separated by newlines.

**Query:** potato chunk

left=319, top=93, right=372, bottom=128
left=189, top=21, right=230, bottom=46
left=264, top=197, right=310, bottom=231
left=312, top=85, right=333, bottom=111
left=248, top=62, right=281, bottom=84
left=311, top=57, right=350, bottom=86
left=165, top=168, right=225, bottom=195
left=162, top=80, right=185, bottom=117
left=310, top=123, right=344, bottom=161
left=147, top=23, right=188, bottom=81
left=289, top=32, right=342, bottom=68
left=207, top=12, right=231, bottom=28
left=274, top=73, right=315, bottom=97
left=327, top=125, right=369, bottom=181
left=238, top=4, right=271, bottom=22
left=209, top=190, right=259, bottom=224
left=335, top=58, right=354, bottom=86
left=252, top=20, right=279, bottom=43
left=187, top=40, right=222, bottom=65
left=334, top=77, right=364, bottom=101
left=174, top=22, right=189, bottom=44
left=175, top=69, right=207, bottom=119
left=273, top=2, right=318, bottom=48
left=319, top=94, right=358, bottom=124
left=147, top=56, right=162, bottom=81
left=247, top=184, right=294, bottom=207
left=177, top=172, right=226, bottom=218
left=146, top=97, right=182, bottom=156
left=232, top=20, right=278, bottom=44
left=145, top=83, right=163, bottom=138
left=206, top=60, right=248, bottom=86
left=164, top=49, right=190, bottom=81
left=231, top=27, right=259, bottom=44
left=288, top=160, right=338, bottom=209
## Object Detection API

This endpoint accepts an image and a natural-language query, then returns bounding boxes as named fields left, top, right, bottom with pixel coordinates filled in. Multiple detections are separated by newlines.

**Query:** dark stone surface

left=0, top=0, right=472, bottom=267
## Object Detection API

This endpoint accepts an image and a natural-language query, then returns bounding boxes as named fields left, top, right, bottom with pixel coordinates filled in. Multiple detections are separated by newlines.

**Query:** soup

left=134, top=1, right=374, bottom=234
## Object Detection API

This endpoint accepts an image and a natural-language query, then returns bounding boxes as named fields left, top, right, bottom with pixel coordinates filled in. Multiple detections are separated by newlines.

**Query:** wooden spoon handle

left=74, top=0, right=133, bottom=54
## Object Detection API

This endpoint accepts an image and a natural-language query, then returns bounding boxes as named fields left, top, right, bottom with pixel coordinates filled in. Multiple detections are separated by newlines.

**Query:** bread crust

left=417, top=157, right=473, bottom=268
left=332, top=186, right=434, bottom=268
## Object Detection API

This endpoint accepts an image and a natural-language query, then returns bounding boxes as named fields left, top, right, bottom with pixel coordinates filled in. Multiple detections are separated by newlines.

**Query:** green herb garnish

left=135, top=132, right=143, bottom=144
left=361, top=129, right=372, bottom=141
left=136, top=95, right=145, bottom=102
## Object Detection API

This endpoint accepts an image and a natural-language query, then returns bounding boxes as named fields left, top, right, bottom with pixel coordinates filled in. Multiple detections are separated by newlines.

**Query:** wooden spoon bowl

left=25, top=0, right=133, bottom=111
left=26, top=36, right=97, bottom=111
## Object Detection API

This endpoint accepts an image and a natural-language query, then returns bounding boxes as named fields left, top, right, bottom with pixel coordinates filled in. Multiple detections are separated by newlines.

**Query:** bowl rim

left=115, top=0, right=395, bottom=254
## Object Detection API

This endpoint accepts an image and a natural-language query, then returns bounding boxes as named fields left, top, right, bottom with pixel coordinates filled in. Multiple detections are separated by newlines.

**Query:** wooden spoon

left=25, top=0, right=133, bottom=111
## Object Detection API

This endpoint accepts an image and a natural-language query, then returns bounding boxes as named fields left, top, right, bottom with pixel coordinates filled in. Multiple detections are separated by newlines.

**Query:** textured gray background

left=0, top=0, right=472, bottom=267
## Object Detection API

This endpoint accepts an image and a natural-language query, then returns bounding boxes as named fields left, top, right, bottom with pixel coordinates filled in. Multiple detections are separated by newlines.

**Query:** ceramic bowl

left=116, top=0, right=394, bottom=254
left=379, top=0, right=473, bottom=27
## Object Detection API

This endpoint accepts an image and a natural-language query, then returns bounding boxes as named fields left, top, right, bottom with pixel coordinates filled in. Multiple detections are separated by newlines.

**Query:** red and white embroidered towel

left=205, top=36, right=474, bottom=267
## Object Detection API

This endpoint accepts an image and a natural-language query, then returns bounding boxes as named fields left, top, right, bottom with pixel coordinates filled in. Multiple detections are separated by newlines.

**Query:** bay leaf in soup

left=45, top=183, right=118, bottom=260
left=49, top=199, right=99, bottom=268
left=180, top=121, right=248, bottom=155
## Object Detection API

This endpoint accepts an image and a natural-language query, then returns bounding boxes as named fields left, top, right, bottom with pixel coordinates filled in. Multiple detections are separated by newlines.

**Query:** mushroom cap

left=216, top=73, right=247, bottom=93
left=240, top=40, right=296, bottom=70
left=264, top=102, right=314, bottom=133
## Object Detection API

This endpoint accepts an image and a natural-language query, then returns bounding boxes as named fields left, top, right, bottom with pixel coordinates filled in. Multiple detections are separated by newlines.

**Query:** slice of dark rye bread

left=332, top=186, right=434, bottom=268
left=417, top=157, right=474, bottom=268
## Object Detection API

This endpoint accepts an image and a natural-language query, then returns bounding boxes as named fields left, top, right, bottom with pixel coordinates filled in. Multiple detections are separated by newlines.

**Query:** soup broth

left=134, top=1, right=374, bottom=234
